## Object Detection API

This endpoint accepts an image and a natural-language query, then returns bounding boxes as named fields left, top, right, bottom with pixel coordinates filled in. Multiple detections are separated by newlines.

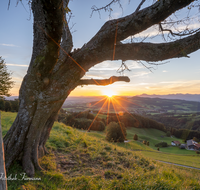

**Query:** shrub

left=5, top=101, right=12, bottom=112
left=106, top=122, right=127, bottom=142
left=143, top=140, right=147, bottom=145
left=193, top=137, right=199, bottom=143
left=87, top=113, right=95, bottom=119
left=157, top=147, right=160, bottom=151
left=90, top=121, right=105, bottom=131
left=133, top=134, right=138, bottom=140
left=155, top=142, right=168, bottom=147
left=146, top=141, right=149, bottom=146
left=196, top=151, right=200, bottom=154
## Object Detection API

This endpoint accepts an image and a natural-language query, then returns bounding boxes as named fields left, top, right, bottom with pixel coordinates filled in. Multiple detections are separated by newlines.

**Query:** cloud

left=162, top=70, right=168, bottom=73
left=6, top=63, right=28, bottom=67
left=0, top=44, right=19, bottom=47
left=130, top=71, right=150, bottom=78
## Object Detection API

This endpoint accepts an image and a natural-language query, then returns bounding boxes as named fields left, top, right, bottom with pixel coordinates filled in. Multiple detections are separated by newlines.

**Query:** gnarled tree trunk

left=4, top=0, right=200, bottom=176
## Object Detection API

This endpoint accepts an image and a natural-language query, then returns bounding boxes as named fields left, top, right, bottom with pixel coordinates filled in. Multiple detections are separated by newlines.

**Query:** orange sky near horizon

left=10, top=79, right=200, bottom=97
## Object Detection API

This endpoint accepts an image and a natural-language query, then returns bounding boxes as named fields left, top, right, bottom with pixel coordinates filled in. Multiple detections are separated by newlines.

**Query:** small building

left=179, top=144, right=186, bottom=149
left=171, top=141, right=181, bottom=146
left=186, top=139, right=200, bottom=150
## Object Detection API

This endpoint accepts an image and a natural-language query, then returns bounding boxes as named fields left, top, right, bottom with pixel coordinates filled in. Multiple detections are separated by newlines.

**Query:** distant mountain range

left=5, top=94, right=200, bottom=103
left=137, top=94, right=200, bottom=102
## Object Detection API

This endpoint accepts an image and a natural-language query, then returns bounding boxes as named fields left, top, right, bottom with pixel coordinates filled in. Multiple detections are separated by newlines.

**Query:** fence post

left=0, top=112, right=7, bottom=190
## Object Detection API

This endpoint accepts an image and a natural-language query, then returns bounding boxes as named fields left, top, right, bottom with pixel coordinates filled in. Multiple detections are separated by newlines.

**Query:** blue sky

left=1, top=0, right=200, bottom=96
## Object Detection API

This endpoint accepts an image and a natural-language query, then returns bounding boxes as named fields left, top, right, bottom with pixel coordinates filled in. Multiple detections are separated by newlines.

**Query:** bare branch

left=78, top=76, right=130, bottom=86
left=53, top=0, right=73, bottom=72
left=60, top=0, right=73, bottom=53
left=8, top=0, right=10, bottom=10
left=112, top=31, right=200, bottom=62
left=90, top=0, right=123, bottom=19
left=135, top=0, right=146, bottom=13
left=159, top=22, right=200, bottom=37
left=84, top=0, right=195, bottom=55
left=117, top=61, right=131, bottom=74
left=74, top=30, right=200, bottom=73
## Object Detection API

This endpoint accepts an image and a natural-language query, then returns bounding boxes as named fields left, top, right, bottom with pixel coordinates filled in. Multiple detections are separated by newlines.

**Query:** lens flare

left=102, top=89, right=117, bottom=97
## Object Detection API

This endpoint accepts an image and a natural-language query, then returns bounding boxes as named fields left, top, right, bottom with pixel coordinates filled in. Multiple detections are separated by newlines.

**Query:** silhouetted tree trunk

left=4, top=0, right=200, bottom=176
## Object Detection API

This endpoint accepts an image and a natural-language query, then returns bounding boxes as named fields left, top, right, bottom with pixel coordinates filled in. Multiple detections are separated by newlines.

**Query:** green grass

left=1, top=112, right=200, bottom=189
left=126, top=127, right=197, bottom=155
left=1, top=111, right=17, bottom=136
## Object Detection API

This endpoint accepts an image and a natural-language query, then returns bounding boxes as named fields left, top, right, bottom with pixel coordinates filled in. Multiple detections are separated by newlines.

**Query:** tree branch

left=53, top=0, right=73, bottom=72
left=84, top=0, right=194, bottom=51
left=29, top=0, right=64, bottom=76
left=135, top=0, right=146, bottom=13
left=112, top=31, right=200, bottom=62
left=78, top=76, right=130, bottom=86
left=60, top=0, right=73, bottom=56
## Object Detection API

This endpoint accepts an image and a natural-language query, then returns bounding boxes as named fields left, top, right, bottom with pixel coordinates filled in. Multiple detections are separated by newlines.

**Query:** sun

left=102, top=89, right=117, bottom=98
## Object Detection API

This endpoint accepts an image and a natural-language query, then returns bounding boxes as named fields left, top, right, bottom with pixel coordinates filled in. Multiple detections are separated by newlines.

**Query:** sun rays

left=67, top=94, right=142, bottom=141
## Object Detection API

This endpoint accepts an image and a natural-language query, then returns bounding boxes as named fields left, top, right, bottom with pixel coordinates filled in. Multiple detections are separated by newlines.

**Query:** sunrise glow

left=102, top=89, right=117, bottom=97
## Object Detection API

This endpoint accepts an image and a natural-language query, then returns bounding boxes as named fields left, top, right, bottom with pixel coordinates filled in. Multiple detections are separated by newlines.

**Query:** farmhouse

left=171, top=141, right=181, bottom=146
left=186, top=139, right=200, bottom=150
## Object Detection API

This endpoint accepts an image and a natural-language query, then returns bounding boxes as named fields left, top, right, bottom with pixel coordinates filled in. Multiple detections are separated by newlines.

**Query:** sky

left=1, top=0, right=200, bottom=97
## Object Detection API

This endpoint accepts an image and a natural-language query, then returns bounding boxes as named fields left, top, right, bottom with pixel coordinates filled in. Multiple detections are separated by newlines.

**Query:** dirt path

left=155, top=160, right=200, bottom=170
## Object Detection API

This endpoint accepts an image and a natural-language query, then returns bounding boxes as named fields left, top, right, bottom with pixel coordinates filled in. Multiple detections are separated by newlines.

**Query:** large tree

left=4, top=0, right=200, bottom=177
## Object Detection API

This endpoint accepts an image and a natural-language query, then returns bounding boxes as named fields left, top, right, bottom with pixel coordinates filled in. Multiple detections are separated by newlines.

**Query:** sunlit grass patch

left=2, top=112, right=200, bottom=190
left=1, top=111, right=17, bottom=136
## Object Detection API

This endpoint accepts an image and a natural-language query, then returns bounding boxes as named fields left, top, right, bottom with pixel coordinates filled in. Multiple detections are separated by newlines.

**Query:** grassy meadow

left=1, top=111, right=200, bottom=190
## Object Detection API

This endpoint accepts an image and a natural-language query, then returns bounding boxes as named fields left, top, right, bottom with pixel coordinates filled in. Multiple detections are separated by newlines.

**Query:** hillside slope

left=1, top=111, right=199, bottom=190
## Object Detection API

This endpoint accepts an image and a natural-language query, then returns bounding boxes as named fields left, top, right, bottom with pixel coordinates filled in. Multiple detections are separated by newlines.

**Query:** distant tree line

left=0, top=98, right=19, bottom=112
left=58, top=109, right=105, bottom=131
left=170, top=128, right=200, bottom=142
left=57, top=110, right=166, bottom=133
left=148, top=113, right=200, bottom=131
left=107, top=112, right=166, bottom=132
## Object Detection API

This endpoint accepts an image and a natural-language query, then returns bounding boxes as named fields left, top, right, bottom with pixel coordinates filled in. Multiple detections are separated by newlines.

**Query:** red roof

left=194, top=143, right=200, bottom=148
left=172, top=141, right=181, bottom=145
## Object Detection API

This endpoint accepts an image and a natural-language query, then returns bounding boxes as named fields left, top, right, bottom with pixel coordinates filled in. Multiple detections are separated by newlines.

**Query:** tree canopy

left=0, top=57, right=14, bottom=97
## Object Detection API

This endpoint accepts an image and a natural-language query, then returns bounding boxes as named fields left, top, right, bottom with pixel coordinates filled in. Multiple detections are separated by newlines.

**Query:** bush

left=87, top=113, right=95, bottom=119
left=155, top=142, right=168, bottom=148
left=90, top=120, right=105, bottom=131
left=157, top=147, right=160, bottom=151
left=143, top=140, right=147, bottom=145
left=5, top=101, right=12, bottom=112
left=196, top=151, right=200, bottom=154
left=133, top=134, right=138, bottom=140
left=146, top=141, right=149, bottom=146
left=193, top=137, right=199, bottom=142
left=106, top=122, right=127, bottom=142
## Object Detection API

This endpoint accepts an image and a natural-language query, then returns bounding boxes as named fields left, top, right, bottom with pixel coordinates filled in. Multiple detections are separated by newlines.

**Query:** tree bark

left=3, top=0, right=200, bottom=177
left=79, top=76, right=130, bottom=86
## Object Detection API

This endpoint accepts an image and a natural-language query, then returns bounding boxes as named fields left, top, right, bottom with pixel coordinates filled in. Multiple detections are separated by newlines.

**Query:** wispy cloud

left=6, top=63, right=28, bottom=67
left=0, top=43, right=19, bottom=47
left=162, top=70, right=168, bottom=73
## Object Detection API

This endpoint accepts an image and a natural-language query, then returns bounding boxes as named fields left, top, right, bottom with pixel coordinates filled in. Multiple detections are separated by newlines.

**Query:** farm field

left=85, top=129, right=200, bottom=168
